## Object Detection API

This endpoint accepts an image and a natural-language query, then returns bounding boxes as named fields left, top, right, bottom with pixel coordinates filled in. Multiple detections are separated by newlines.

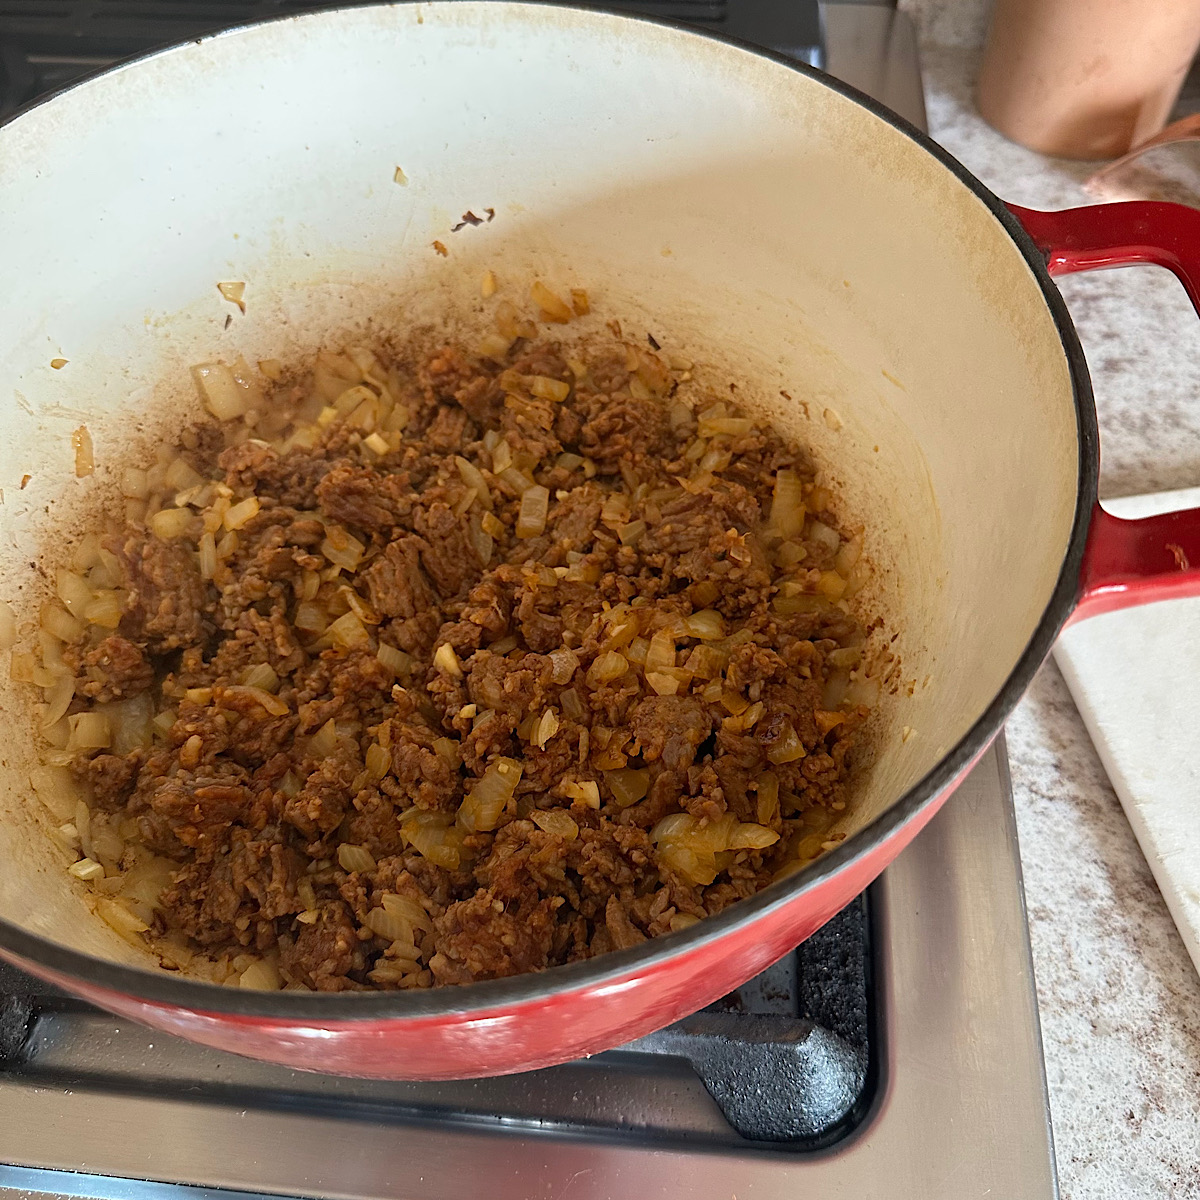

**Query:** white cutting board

left=1054, top=486, right=1200, bottom=978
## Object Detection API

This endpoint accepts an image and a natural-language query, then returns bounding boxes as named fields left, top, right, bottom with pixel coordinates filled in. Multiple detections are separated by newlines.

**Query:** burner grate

left=0, top=896, right=875, bottom=1151
left=0, top=0, right=772, bottom=118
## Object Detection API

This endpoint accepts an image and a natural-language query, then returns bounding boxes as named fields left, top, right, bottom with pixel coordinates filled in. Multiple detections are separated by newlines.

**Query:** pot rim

left=0, top=0, right=1097, bottom=1021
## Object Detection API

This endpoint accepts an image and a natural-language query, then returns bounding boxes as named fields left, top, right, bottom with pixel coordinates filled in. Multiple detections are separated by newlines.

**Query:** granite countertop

left=915, top=37, right=1200, bottom=1200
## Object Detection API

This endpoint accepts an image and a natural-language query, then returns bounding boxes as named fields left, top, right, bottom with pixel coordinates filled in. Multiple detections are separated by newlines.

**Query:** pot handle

left=1010, top=201, right=1200, bottom=621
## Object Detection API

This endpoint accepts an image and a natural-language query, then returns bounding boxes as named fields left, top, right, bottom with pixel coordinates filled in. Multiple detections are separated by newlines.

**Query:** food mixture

left=14, top=283, right=878, bottom=991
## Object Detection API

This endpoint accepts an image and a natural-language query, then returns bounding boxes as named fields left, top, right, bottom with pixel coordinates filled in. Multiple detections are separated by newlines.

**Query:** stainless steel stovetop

left=0, top=6, right=1057, bottom=1198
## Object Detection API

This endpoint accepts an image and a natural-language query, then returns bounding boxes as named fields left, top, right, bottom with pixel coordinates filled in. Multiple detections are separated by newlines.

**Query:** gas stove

left=0, top=5, right=1057, bottom=1197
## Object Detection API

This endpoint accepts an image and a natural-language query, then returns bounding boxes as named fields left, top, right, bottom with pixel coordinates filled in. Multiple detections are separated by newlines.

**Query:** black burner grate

left=0, top=0, right=822, bottom=118
left=0, top=894, right=875, bottom=1151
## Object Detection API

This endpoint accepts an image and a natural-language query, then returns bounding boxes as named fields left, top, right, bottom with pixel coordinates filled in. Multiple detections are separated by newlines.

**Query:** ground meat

left=316, top=464, right=414, bottom=532
left=74, top=635, right=154, bottom=702
left=279, top=902, right=361, bottom=991
left=413, top=503, right=480, bottom=597
left=51, top=319, right=874, bottom=992
left=362, top=538, right=436, bottom=619
left=220, top=440, right=338, bottom=509
left=114, top=531, right=211, bottom=653
left=630, top=695, right=712, bottom=772
left=430, top=889, right=561, bottom=984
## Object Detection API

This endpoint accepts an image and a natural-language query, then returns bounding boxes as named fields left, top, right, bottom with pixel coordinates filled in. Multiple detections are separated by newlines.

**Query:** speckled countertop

left=908, top=27, right=1200, bottom=1200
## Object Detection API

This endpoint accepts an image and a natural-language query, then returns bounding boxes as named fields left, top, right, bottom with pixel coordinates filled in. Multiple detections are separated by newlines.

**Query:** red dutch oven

left=1, top=3, right=1198, bottom=1079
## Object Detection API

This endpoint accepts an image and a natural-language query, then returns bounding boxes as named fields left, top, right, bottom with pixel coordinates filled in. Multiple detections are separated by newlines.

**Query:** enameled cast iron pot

left=1, top=3, right=1198, bottom=1080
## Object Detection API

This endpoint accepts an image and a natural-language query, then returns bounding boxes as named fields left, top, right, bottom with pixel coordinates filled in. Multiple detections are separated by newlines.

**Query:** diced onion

left=328, top=611, right=370, bottom=651
left=365, top=742, right=390, bottom=780
left=756, top=773, right=780, bottom=825
left=682, top=609, right=725, bottom=640
left=515, top=486, right=549, bottom=539
left=42, top=675, right=75, bottom=727
left=240, top=663, right=280, bottom=693
left=563, top=780, right=601, bottom=809
left=224, top=685, right=289, bottom=717
left=766, top=721, right=807, bottom=764
left=807, top=519, right=841, bottom=555
left=458, top=758, right=522, bottom=832
left=364, top=906, right=415, bottom=944
left=625, top=636, right=649, bottom=666
left=41, top=603, right=82, bottom=643
left=381, top=892, right=434, bottom=932
left=549, top=648, right=579, bottom=685
left=528, top=375, right=570, bottom=403
left=698, top=416, right=755, bottom=438
left=773, top=595, right=827, bottom=616
left=69, top=857, right=106, bottom=881
left=96, top=897, right=150, bottom=938
left=617, top=520, right=647, bottom=547
left=56, top=569, right=93, bottom=619
left=217, top=281, right=246, bottom=312
left=67, top=711, right=111, bottom=751
left=729, top=823, right=780, bottom=850
left=531, top=709, right=559, bottom=749
left=150, top=507, right=194, bottom=540
left=645, top=672, right=680, bottom=696
left=644, top=628, right=676, bottom=674
left=239, top=958, right=284, bottom=991
left=683, top=644, right=725, bottom=679
left=30, top=765, right=80, bottom=821
left=165, top=457, right=205, bottom=493
left=224, top=496, right=261, bottom=531
left=198, top=532, right=217, bottom=580
left=105, top=694, right=154, bottom=755
left=835, top=534, right=862, bottom=576
left=454, top=456, right=493, bottom=511
left=531, top=281, right=573, bottom=323
left=401, top=811, right=465, bottom=869
left=531, top=809, right=578, bottom=839
left=587, top=651, right=628, bottom=685
left=491, top=437, right=513, bottom=474
left=769, top=470, right=807, bottom=538
left=498, top=467, right=535, bottom=497
left=337, top=843, right=377, bottom=873
left=570, top=288, right=590, bottom=316
left=295, top=602, right=328, bottom=634
left=650, top=812, right=698, bottom=843
left=321, top=526, right=365, bottom=571
left=815, top=709, right=849, bottom=737
left=724, top=700, right=764, bottom=732
left=193, top=362, right=250, bottom=420
left=606, top=768, right=650, bottom=808
left=816, top=570, right=847, bottom=600
left=600, top=492, right=629, bottom=526
left=116, top=467, right=149, bottom=502
left=560, top=688, right=584, bottom=721
left=377, top=642, right=415, bottom=677
left=844, top=675, right=880, bottom=708
left=657, top=842, right=717, bottom=887
left=433, top=642, right=463, bottom=678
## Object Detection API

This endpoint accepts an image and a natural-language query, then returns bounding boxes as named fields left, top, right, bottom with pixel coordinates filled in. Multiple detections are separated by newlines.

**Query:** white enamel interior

left=0, top=3, right=1078, bottom=970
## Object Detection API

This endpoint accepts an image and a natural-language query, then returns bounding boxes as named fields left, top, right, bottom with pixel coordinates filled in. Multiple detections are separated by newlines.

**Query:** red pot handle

left=1010, top=201, right=1200, bottom=622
